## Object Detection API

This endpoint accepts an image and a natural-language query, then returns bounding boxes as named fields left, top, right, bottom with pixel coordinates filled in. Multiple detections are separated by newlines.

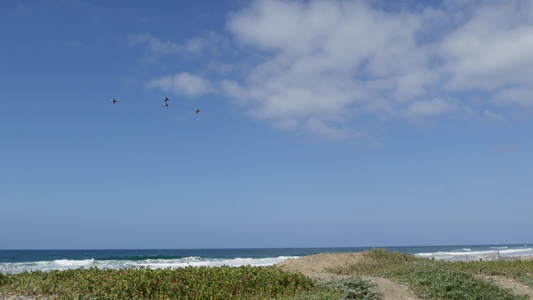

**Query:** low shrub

left=449, top=259, right=533, bottom=287
left=396, top=260, right=527, bottom=300
left=318, top=276, right=378, bottom=300
left=328, top=248, right=530, bottom=300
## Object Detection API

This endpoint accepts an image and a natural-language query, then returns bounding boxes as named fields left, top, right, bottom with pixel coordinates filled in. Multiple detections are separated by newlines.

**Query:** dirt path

left=276, top=252, right=533, bottom=300
left=275, top=252, right=421, bottom=300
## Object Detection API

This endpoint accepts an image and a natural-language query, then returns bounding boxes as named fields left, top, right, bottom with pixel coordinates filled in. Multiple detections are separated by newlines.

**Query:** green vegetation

left=317, top=277, right=377, bottom=300
left=328, top=248, right=533, bottom=300
left=450, top=259, right=533, bottom=287
left=2, top=250, right=531, bottom=299
left=0, top=265, right=345, bottom=300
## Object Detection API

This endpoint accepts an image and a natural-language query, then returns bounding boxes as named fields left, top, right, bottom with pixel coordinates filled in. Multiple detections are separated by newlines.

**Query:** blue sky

left=1, top=0, right=532, bottom=249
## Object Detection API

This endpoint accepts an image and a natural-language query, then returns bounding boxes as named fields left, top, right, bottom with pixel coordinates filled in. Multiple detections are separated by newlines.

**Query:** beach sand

left=276, top=252, right=533, bottom=300
left=276, top=252, right=421, bottom=300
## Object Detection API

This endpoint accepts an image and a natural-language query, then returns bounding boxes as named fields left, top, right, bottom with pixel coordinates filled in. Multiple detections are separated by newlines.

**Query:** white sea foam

left=415, top=246, right=533, bottom=261
left=0, top=256, right=297, bottom=274
left=53, top=259, right=95, bottom=266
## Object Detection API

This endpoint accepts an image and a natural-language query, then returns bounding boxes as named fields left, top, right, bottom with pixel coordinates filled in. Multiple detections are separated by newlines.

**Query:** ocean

left=1, top=244, right=531, bottom=274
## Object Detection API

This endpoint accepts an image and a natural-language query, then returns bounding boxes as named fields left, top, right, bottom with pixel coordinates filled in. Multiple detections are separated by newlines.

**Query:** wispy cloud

left=404, top=98, right=458, bottom=119
left=131, top=33, right=217, bottom=61
left=440, top=2, right=533, bottom=91
left=143, top=0, right=533, bottom=139
left=221, top=0, right=445, bottom=135
left=492, top=87, right=533, bottom=107
left=131, top=33, right=183, bottom=56
left=483, top=110, right=504, bottom=123
left=146, top=72, right=212, bottom=97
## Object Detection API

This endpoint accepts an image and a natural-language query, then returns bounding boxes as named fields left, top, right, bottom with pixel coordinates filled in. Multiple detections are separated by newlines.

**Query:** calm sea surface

left=1, top=244, right=531, bottom=274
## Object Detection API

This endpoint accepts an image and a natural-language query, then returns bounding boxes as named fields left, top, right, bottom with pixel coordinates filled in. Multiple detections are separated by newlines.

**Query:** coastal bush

left=325, top=248, right=415, bottom=276
left=0, top=265, right=12, bottom=288
left=318, top=277, right=378, bottom=300
left=390, top=260, right=527, bottom=300
left=0, top=265, right=339, bottom=299
left=327, top=248, right=529, bottom=300
left=449, top=259, right=533, bottom=287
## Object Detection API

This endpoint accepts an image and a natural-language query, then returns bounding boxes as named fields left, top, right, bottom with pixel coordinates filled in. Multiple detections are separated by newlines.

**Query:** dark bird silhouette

left=163, top=103, right=169, bottom=107
left=163, top=97, right=169, bottom=102
left=194, top=109, right=200, bottom=114
left=110, top=99, right=117, bottom=104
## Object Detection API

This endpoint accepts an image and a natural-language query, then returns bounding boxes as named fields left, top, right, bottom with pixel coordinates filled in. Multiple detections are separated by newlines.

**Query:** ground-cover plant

left=317, top=276, right=378, bottom=300
left=448, top=259, right=533, bottom=287
left=384, top=260, right=528, bottom=300
left=327, top=248, right=530, bottom=300
left=0, top=265, right=340, bottom=299
left=326, top=248, right=417, bottom=276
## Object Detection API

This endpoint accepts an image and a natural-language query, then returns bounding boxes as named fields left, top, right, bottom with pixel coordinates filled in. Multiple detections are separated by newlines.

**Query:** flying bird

left=109, top=99, right=117, bottom=104
left=194, top=109, right=200, bottom=114
left=163, top=103, right=169, bottom=107
left=163, top=97, right=169, bottom=102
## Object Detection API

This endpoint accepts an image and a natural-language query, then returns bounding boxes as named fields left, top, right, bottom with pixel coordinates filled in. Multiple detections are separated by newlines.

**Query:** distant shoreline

left=1, top=245, right=532, bottom=274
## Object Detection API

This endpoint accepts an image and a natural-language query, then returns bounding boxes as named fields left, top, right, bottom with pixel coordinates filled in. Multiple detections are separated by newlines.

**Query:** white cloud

left=441, top=1, right=533, bottom=90
left=131, top=33, right=216, bottom=60
left=220, top=80, right=247, bottom=103
left=224, top=0, right=438, bottom=137
left=144, top=0, right=533, bottom=139
left=492, top=87, right=533, bottom=107
left=483, top=110, right=504, bottom=123
left=146, top=72, right=212, bottom=97
left=305, top=117, right=348, bottom=140
left=404, top=98, right=457, bottom=119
